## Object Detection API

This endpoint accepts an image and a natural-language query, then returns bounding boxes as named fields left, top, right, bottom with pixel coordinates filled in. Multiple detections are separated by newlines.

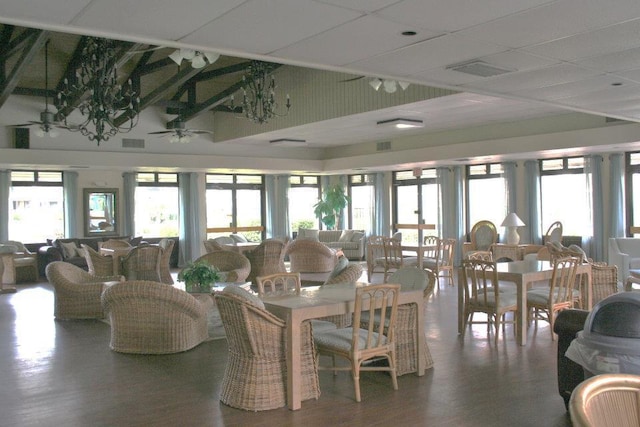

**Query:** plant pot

left=186, top=283, right=212, bottom=294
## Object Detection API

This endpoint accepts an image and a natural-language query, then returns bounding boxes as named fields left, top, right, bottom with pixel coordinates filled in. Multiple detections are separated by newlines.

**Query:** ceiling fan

left=148, top=118, right=213, bottom=143
left=12, top=40, right=67, bottom=137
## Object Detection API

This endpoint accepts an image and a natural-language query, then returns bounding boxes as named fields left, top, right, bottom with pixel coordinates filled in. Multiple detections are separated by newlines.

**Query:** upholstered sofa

left=38, top=236, right=179, bottom=276
left=296, top=229, right=366, bottom=260
left=608, top=237, right=640, bottom=282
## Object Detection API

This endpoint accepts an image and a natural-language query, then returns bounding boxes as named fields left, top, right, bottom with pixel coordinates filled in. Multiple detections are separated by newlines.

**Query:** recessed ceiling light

left=269, top=138, right=307, bottom=147
left=376, top=118, right=424, bottom=129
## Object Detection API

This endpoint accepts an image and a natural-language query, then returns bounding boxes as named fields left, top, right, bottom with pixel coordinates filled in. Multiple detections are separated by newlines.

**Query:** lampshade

left=501, top=213, right=525, bottom=227
left=369, top=78, right=382, bottom=91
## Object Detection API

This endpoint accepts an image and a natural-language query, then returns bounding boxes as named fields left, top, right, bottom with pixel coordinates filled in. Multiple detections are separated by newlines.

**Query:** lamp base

left=505, top=227, right=521, bottom=245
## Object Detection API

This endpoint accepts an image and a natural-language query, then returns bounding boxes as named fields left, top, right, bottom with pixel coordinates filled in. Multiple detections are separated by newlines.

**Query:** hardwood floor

left=0, top=272, right=572, bottom=426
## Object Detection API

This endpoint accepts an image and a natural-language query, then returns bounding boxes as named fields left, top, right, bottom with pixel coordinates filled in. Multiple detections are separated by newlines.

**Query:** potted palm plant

left=313, top=183, right=351, bottom=230
left=177, top=260, right=220, bottom=293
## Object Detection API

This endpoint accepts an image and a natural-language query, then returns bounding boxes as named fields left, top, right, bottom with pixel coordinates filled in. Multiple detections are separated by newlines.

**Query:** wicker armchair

left=286, top=239, right=338, bottom=273
left=100, top=239, right=133, bottom=250
left=81, top=244, right=114, bottom=276
left=45, top=261, right=123, bottom=320
left=323, top=262, right=363, bottom=286
left=245, top=239, right=287, bottom=284
left=157, top=238, right=175, bottom=284
left=194, top=251, right=251, bottom=282
left=215, top=286, right=320, bottom=410
left=1, top=240, right=38, bottom=282
left=121, top=244, right=162, bottom=282
left=101, top=280, right=208, bottom=354
left=591, top=263, right=619, bottom=305
left=203, top=239, right=225, bottom=253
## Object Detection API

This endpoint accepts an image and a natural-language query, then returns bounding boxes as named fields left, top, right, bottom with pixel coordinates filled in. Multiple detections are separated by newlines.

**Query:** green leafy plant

left=177, top=260, right=220, bottom=293
left=313, top=183, right=351, bottom=230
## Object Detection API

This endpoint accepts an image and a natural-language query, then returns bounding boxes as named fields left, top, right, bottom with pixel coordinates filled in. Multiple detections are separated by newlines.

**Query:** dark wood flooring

left=0, top=272, right=572, bottom=426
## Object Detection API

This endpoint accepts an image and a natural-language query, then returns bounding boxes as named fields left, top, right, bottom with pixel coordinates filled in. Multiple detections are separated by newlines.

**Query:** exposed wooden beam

left=0, top=29, right=48, bottom=109
left=193, top=62, right=251, bottom=82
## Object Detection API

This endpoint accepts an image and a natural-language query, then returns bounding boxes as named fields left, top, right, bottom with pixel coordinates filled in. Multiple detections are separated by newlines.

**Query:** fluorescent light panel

left=269, top=138, right=307, bottom=147
left=446, top=60, right=514, bottom=77
left=376, top=118, right=424, bottom=129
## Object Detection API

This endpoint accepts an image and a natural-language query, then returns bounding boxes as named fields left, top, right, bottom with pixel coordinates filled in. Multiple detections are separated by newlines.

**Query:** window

left=466, top=164, right=506, bottom=232
left=393, top=169, right=438, bottom=244
left=289, top=175, right=320, bottom=233
left=10, top=171, right=64, bottom=242
left=135, top=173, right=179, bottom=237
left=206, top=174, right=265, bottom=241
left=540, top=157, right=591, bottom=237
left=348, top=174, right=374, bottom=235
left=627, top=152, right=640, bottom=235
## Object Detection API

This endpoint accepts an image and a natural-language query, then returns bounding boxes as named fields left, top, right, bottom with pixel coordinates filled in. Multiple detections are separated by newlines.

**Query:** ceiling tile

left=271, top=15, right=439, bottom=66
left=373, top=0, right=553, bottom=32
left=0, top=0, right=92, bottom=25
left=577, top=47, right=640, bottom=73
left=318, top=0, right=398, bottom=13
left=181, top=0, right=363, bottom=55
left=512, top=75, right=631, bottom=101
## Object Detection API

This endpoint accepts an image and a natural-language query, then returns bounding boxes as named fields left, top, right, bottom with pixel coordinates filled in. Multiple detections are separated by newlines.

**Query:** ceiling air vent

left=122, top=138, right=145, bottom=149
left=377, top=141, right=391, bottom=151
left=446, top=60, right=515, bottom=77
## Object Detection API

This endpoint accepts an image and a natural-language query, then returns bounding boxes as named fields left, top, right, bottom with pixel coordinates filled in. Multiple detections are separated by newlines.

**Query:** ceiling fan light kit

left=369, top=78, right=410, bottom=93
left=169, top=48, right=219, bottom=69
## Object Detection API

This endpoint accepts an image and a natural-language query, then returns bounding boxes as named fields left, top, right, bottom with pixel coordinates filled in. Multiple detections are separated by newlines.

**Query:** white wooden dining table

left=261, top=283, right=426, bottom=410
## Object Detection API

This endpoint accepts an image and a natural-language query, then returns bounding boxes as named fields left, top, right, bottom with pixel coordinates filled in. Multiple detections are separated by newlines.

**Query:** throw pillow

left=338, top=230, right=355, bottom=243
left=230, top=233, right=248, bottom=243
left=351, top=231, right=365, bottom=243
left=325, top=256, right=349, bottom=282
left=222, top=285, right=265, bottom=309
left=75, top=246, right=86, bottom=257
left=60, top=241, right=79, bottom=259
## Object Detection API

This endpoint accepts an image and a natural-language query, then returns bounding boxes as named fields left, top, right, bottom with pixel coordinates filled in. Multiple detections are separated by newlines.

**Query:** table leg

left=286, top=312, right=302, bottom=410
left=516, top=278, right=526, bottom=346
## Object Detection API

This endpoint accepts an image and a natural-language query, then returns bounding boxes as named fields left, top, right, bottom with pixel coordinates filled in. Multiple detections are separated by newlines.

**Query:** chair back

left=121, top=244, right=162, bottom=282
left=591, top=263, right=619, bottom=304
left=157, top=238, right=175, bottom=284
left=81, top=244, right=114, bottom=276
left=470, top=220, right=498, bottom=251
left=203, top=239, right=226, bottom=253
left=465, top=250, right=493, bottom=261
left=352, top=284, right=400, bottom=352
left=569, top=373, right=640, bottom=427
left=101, top=239, right=132, bottom=250
left=194, top=251, right=251, bottom=282
left=245, top=239, right=287, bottom=283
left=256, top=272, right=301, bottom=296
left=544, top=221, right=563, bottom=244
left=3, top=240, right=30, bottom=253
left=438, top=238, right=456, bottom=268
left=422, top=235, right=440, bottom=261
left=461, top=259, right=501, bottom=308
left=548, top=256, right=581, bottom=308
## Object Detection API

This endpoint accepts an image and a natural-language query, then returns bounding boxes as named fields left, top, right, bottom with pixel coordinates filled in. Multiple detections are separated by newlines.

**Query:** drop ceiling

left=2, top=0, right=640, bottom=154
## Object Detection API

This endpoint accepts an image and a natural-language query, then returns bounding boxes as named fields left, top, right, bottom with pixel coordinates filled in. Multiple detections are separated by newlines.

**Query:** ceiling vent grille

left=377, top=141, right=391, bottom=151
left=446, top=60, right=515, bottom=77
left=122, top=138, right=145, bottom=149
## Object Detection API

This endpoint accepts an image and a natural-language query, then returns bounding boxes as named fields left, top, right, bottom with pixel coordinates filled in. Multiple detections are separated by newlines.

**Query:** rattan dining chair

left=543, top=221, right=563, bottom=244
left=194, top=251, right=251, bottom=283
left=366, top=235, right=403, bottom=282
left=461, top=259, right=518, bottom=344
left=526, top=256, right=581, bottom=340
left=590, top=263, right=619, bottom=305
left=314, top=284, right=400, bottom=402
left=215, top=286, right=320, bottom=411
left=569, top=373, right=640, bottom=427
left=462, top=220, right=498, bottom=258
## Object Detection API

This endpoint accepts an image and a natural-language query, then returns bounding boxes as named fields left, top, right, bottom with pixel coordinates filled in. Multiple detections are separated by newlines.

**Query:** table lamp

left=501, top=213, right=525, bottom=245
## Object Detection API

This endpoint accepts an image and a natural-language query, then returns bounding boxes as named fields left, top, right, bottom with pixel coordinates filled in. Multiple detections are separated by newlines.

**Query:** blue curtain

left=0, top=170, right=9, bottom=241
left=62, top=171, right=78, bottom=237
left=453, top=166, right=464, bottom=266
left=586, top=155, right=604, bottom=262
left=609, top=153, right=625, bottom=243
left=373, top=172, right=390, bottom=236
left=122, top=172, right=136, bottom=237
left=503, top=162, right=517, bottom=213
left=265, top=175, right=290, bottom=239
left=524, top=160, right=542, bottom=244
left=178, top=172, right=201, bottom=267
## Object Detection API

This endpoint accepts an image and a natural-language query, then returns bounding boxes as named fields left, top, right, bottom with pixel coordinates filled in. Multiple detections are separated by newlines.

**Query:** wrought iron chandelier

left=229, top=61, right=290, bottom=124
left=55, top=37, right=140, bottom=145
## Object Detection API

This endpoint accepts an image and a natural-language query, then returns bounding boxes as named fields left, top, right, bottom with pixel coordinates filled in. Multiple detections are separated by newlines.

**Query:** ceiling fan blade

left=12, top=123, right=34, bottom=127
left=190, top=130, right=214, bottom=135
left=148, top=130, right=173, bottom=135
left=338, top=75, right=365, bottom=83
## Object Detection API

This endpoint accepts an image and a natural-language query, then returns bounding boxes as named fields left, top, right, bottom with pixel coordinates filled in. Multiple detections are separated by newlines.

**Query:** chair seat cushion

left=471, top=292, right=518, bottom=309
left=310, top=319, right=338, bottom=333
left=526, top=287, right=581, bottom=305
left=315, top=327, right=386, bottom=351
left=223, top=285, right=265, bottom=309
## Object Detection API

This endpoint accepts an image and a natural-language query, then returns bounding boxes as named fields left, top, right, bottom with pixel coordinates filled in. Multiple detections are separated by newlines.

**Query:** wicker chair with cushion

left=286, top=238, right=338, bottom=273
left=121, top=244, right=162, bottom=282
left=101, top=280, right=209, bottom=354
left=81, top=244, right=114, bottom=276
left=245, top=239, right=287, bottom=284
left=157, top=238, right=175, bottom=284
left=1, top=240, right=38, bottom=282
left=591, top=263, right=619, bottom=305
left=215, top=286, right=320, bottom=411
left=314, top=284, right=400, bottom=402
left=194, top=251, right=251, bottom=282
left=45, top=261, right=123, bottom=320
left=569, top=373, right=640, bottom=427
